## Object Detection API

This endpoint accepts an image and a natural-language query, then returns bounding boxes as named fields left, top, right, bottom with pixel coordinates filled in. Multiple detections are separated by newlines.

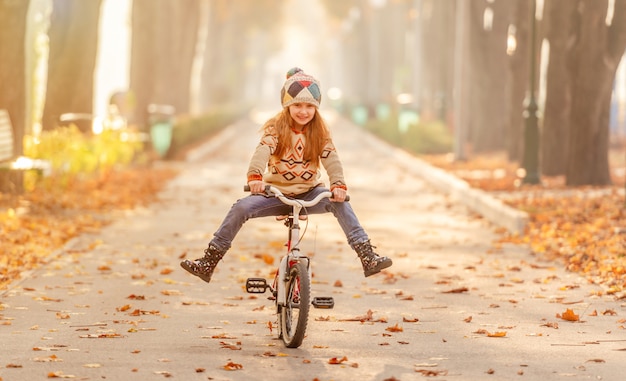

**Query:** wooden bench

left=0, top=109, right=51, bottom=192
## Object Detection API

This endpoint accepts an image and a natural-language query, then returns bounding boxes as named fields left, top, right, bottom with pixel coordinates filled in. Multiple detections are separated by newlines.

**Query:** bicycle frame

left=269, top=187, right=331, bottom=308
left=245, top=185, right=338, bottom=347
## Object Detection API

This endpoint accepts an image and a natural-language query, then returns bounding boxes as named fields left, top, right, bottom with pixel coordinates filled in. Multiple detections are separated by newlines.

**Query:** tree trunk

left=466, top=0, right=509, bottom=153
left=0, top=0, right=31, bottom=153
left=130, top=0, right=200, bottom=129
left=541, top=0, right=577, bottom=176
left=41, top=0, right=102, bottom=132
left=566, top=0, right=626, bottom=185
left=152, top=1, right=200, bottom=114
left=505, top=0, right=529, bottom=163
left=419, top=0, right=454, bottom=121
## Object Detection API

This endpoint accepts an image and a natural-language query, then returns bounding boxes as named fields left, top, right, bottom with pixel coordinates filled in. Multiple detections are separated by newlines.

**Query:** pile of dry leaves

left=422, top=151, right=626, bottom=293
left=0, top=167, right=178, bottom=290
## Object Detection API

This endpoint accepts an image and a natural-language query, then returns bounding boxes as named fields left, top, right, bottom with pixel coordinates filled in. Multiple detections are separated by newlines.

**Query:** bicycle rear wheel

left=279, top=261, right=310, bottom=348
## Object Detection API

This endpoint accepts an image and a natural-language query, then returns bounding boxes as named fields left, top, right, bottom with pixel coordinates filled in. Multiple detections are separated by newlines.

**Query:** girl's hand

left=248, top=180, right=265, bottom=194
left=331, top=187, right=347, bottom=202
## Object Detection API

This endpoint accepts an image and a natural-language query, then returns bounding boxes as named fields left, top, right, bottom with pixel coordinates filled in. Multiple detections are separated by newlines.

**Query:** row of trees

left=0, top=0, right=625, bottom=186
left=320, top=0, right=626, bottom=186
left=0, top=0, right=280, bottom=151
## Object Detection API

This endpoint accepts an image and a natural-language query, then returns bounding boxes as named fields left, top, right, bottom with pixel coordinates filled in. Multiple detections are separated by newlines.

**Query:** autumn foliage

left=423, top=152, right=626, bottom=292
left=0, top=167, right=178, bottom=290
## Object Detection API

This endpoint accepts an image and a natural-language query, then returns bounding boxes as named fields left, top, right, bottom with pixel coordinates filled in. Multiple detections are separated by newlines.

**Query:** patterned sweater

left=247, top=125, right=346, bottom=196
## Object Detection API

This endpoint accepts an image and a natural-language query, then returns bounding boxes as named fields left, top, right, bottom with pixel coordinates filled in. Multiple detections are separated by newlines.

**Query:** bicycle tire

left=279, top=261, right=310, bottom=348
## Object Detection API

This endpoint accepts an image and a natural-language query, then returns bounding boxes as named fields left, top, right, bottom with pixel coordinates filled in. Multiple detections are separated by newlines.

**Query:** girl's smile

left=289, top=103, right=316, bottom=127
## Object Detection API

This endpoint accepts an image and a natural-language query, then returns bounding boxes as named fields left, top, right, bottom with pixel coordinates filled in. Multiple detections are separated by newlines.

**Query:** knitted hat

left=281, top=67, right=321, bottom=108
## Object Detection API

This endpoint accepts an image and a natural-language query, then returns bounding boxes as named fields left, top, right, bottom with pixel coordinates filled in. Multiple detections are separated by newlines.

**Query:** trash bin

left=351, top=105, right=368, bottom=126
left=147, top=104, right=175, bottom=158
left=398, top=109, right=419, bottom=133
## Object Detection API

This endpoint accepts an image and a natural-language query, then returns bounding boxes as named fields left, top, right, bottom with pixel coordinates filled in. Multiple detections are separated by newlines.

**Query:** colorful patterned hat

left=281, top=67, right=321, bottom=108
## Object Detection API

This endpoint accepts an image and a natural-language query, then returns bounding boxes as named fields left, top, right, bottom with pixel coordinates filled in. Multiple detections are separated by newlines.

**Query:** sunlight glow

left=94, top=0, right=131, bottom=118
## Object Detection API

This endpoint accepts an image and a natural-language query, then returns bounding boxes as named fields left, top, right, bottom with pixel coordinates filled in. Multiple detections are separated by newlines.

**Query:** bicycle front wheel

left=279, top=260, right=310, bottom=348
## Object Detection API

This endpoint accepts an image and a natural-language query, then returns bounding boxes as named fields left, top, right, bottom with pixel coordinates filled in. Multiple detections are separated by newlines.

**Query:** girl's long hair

left=262, top=108, right=330, bottom=164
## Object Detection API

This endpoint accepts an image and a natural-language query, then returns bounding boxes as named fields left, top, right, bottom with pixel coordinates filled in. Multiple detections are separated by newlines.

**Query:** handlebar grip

left=244, top=184, right=271, bottom=193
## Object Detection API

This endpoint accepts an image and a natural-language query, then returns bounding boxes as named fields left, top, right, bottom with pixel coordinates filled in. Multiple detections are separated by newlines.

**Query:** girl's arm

left=246, top=133, right=275, bottom=184
left=320, top=140, right=347, bottom=192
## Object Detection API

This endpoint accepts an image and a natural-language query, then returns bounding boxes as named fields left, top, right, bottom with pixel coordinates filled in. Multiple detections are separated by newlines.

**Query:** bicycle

left=243, top=185, right=344, bottom=348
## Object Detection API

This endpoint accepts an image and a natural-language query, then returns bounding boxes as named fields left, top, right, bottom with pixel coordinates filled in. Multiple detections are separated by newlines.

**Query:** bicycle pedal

left=246, top=278, right=268, bottom=293
left=312, top=296, right=334, bottom=309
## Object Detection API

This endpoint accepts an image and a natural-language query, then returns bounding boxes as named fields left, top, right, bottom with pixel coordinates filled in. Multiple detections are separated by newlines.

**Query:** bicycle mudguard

left=312, top=296, right=334, bottom=309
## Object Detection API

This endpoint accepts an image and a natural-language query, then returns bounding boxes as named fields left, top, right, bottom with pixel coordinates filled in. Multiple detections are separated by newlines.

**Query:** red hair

left=262, top=108, right=330, bottom=164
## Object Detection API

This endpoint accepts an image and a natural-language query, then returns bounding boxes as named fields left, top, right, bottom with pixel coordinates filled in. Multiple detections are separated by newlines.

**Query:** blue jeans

left=210, top=186, right=369, bottom=252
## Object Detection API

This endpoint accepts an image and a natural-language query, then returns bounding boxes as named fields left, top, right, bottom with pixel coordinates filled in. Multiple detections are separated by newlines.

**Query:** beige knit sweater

left=247, top=126, right=346, bottom=196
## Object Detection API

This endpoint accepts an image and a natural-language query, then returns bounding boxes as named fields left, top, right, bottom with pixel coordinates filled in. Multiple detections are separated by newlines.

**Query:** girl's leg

left=297, top=187, right=368, bottom=245
left=210, top=194, right=291, bottom=251
left=299, top=187, right=392, bottom=277
left=181, top=194, right=290, bottom=283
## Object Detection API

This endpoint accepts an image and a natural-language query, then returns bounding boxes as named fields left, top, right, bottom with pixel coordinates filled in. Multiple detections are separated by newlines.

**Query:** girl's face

left=288, top=103, right=316, bottom=127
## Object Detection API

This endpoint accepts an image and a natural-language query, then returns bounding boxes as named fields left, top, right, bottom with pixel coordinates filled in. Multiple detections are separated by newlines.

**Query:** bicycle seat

left=276, top=215, right=308, bottom=221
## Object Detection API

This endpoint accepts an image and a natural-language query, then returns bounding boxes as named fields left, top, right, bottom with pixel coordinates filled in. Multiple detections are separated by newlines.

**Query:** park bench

left=0, top=109, right=51, bottom=192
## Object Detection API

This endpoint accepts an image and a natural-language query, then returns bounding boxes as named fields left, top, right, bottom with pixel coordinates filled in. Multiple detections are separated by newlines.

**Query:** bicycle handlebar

left=243, top=185, right=349, bottom=205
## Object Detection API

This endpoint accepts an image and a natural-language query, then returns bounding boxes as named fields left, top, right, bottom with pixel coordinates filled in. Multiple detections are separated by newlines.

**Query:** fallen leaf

left=340, top=309, right=387, bottom=323
left=47, top=371, right=75, bottom=378
left=161, top=290, right=182, bottom=296
left=209, top=333, right=237, bottom=339
left=557, top=308, right=580, bottom=322
left=442, top=287, right=469, bottom=294
left=415, top=369, right=448, bottom=376
left=386, top=323, right=404, bottom=332
left=219, top=341, right=241, bottom=350
left=586, top=359, right=605, bottom=363
left=79, top=333, right=123, bottom=338
left=223, top=361, right=243, bottom=370
left=541, top=321, right=559, bottom=329
left=329, top=356, right=349, bottom=365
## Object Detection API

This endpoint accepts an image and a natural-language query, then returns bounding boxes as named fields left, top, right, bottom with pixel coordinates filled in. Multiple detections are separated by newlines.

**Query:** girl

left=181, top=67, right=392, bottom=283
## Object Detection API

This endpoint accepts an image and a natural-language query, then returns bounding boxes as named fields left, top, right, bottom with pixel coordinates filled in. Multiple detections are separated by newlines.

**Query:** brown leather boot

left=353, top=240, right=393, bottom=277
left=180, top=244, right=225, bottom=283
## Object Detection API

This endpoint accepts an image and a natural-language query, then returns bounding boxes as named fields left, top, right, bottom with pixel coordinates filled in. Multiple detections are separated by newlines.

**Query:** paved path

left=1, top=111, right=624, bottom=381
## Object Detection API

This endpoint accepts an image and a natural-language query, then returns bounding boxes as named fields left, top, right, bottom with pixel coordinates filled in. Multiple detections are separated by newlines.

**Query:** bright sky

left=94, top=0, right=131, bottom=118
